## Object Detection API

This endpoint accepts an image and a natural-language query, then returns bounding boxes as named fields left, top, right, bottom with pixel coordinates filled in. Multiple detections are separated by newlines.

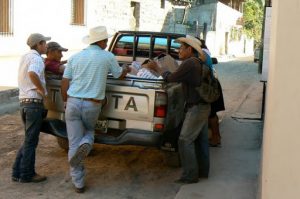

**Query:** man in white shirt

left=12, top=33, right=51, bottom=183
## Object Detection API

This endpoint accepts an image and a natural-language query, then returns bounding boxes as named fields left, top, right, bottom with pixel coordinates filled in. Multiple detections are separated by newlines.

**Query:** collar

left=87, top=45, right=103, bottom=51
left=29, top=49, right=41, bottom=56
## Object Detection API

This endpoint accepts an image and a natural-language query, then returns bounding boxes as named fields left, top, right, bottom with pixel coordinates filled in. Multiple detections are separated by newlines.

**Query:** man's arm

left=147, top=59, right=192, bottom=82
left=118, top=64, right=131, bottom=79
left=61, top=78, right=70, bottom=102
left=28, top=71, right=46, bottom=98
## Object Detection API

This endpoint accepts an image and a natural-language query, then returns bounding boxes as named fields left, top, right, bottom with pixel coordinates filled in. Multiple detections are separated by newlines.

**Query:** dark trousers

left=12, top=103, right=46, bottom=180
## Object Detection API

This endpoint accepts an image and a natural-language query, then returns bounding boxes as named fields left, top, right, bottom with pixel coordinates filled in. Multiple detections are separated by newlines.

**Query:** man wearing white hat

left=61, top=26, right=130, bottom=193
left=12, top=33, right=51, bottom=183
left=148, top=35, right=210, bottom=184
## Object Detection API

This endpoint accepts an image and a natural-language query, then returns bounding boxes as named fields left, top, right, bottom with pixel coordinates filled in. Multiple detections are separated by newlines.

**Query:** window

left=71, top=0, right=85, bottom=26
left=112, top=34, right=181, bottom=60
left=112, top=35, right=134, bottom=56
left=153, top=37, right=167, bottom=57
left=112, top=35, right=151, bottom=58
left=0, top=0, right=13, bottom=35
left=136, top=36, right=151, bottom=57
left=161, top=0, right=165, bottom=8
left=170, top=38, right=180, bottom=59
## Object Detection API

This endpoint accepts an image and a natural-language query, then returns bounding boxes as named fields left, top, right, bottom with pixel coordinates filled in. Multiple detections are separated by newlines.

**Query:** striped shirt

left=18, top=50, right=47, bottom=100
left=137, top=68, right=160, bottom=79
left=63, top=45, right=122, bottom=100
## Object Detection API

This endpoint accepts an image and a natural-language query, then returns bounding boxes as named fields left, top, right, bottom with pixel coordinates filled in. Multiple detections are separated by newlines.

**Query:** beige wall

left=260, top=0, right=300, bottom=198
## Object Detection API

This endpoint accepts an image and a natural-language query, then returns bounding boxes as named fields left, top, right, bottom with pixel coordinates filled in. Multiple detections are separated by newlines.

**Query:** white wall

left=260, top=1, right=300, bottom=198
left=0, top=0, right=87, bottom=56
left=0, top=0, right=174, bottom=57
left=0, top=0, right=175, bottom=87
left=187, top=3, right=217, bottom=31
left=215, top=2, right=242, bottom=55
left=0, top=0, right=247, bottom=57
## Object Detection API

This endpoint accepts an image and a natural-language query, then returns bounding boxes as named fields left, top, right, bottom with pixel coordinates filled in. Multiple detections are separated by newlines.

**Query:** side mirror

left=211, top=57, right=218, bottom=65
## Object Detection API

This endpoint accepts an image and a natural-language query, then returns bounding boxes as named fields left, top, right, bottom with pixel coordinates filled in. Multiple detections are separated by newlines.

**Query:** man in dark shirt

left=148, top=35, right=210, bottom=183
left=45, top=42, right=68, bottom=75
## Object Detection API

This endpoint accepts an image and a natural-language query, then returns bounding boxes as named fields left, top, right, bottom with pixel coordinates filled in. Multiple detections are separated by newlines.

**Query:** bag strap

left=191, top=56, right=215, bottom=80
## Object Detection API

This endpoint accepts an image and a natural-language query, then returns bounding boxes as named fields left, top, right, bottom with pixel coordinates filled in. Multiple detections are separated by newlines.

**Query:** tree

left=243, top=0, right=264, bottom=46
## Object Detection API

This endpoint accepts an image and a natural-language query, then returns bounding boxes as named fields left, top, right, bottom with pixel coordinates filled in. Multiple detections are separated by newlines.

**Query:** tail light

left=154, top=105, right=167, bottom=117
left=154, top=92, right=167, bottom=131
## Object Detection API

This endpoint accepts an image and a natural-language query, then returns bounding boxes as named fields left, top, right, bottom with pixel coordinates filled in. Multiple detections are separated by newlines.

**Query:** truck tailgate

left=103, top=84, right=155, bottom=121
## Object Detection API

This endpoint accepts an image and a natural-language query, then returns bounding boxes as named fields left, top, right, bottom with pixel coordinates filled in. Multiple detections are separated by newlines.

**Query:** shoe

left=74, top=186, right=85, bottom=193
left=70, top=143, right=91, bottom=167
left=12, top=176, right=20, bottom=182
left=20, top=174, right=47, bottom=183
left=174, top=178, right=199, bottom=184
left=209, top=142, right=221, bottom=147
left=199, top=174, right=208, bottom=179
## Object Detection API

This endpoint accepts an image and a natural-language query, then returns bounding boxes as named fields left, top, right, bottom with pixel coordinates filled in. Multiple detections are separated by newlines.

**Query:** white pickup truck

left=41, top=31, right=198, bottom=166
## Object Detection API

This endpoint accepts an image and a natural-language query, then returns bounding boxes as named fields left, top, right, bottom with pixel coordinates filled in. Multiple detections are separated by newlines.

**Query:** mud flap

left=161, top=123, right=182, bottom=152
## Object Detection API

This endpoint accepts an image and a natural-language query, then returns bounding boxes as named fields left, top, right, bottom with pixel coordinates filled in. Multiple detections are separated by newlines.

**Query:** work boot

left=20, top=174, right=47, bottom=183
left=11, top=176, right=20, bottom=182
left=74, top=186, right=85, bottom=193
left=174, top=178, right=199, bottom=184
left=70, top=143, right=91, bottom=167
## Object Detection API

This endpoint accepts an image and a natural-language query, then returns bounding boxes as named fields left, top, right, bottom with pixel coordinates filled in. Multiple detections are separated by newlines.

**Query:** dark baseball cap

left=47, top=42, right=68, bottom=52
left=27, top=33, right=51, bottom=47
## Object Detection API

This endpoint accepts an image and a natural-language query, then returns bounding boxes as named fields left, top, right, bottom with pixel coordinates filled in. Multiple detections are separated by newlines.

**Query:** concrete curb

left=0, top=88, right=19, bottom=115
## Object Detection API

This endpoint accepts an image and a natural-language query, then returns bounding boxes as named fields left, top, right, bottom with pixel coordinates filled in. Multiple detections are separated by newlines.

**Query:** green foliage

left=243, top=0, right=264, bottom=44
left=230, top=27, right=242, bottom=41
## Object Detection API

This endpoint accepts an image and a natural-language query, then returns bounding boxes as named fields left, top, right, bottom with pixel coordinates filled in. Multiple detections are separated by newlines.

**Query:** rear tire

left=56, top=137, right=69, bottom=151
left=164, top=151, right=181, bottom=168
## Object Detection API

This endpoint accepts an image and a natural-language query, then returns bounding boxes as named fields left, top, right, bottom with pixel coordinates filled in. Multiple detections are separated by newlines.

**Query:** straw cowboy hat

left=175, top=35, right=204, bottom=56
left=82, top=26, right=111, bottom=45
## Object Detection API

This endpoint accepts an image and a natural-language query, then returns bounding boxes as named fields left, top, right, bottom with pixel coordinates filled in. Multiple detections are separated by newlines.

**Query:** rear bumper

left=94, top=128, right=161, bottom=147
left=41, top=119, right=165, bottom=148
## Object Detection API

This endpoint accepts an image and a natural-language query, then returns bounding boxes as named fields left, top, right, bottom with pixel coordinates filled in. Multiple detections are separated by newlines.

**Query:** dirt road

left=0, top=112, right=181, bottom=199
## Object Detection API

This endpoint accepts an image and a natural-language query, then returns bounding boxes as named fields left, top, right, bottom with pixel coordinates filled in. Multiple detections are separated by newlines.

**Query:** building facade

left=0, top=0, right=251, bottom=57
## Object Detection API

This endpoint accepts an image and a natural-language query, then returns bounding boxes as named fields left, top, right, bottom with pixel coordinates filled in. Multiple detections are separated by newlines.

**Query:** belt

left=75, top=98, right=103, bottom=104
left=20, top=98, right=43, bottom=104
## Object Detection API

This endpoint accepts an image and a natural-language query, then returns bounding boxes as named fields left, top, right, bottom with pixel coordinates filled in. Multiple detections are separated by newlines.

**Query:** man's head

left=175, top=35, right=204, bottom=60
left=46, top=42, right=68, bottom=61
left=27, top=33, right=51, bottom=54
left=82, top=26, right=111, bottom=49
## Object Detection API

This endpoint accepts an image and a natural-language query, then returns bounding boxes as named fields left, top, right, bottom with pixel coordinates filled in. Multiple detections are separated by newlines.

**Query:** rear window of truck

left=112, top=34, right=180, bottom=59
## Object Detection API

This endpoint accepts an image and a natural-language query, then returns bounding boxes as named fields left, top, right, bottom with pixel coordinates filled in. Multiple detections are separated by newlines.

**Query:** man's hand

left=61, top=78, right=70, bottom=102
left=36, top=88, right=46, bottom=98
left=122, top=64, right=131, bottom=73
left=119, top=64, right=131, bottom=79
left=147, top=60, right=163, bottom=75
left=28, top=71, right=47, bottom=98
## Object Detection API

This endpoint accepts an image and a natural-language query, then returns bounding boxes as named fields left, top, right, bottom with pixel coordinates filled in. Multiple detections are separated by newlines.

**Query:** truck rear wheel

left=164, top=151, right=180, bottom=168
left=56, top=137, right=69, bottom=151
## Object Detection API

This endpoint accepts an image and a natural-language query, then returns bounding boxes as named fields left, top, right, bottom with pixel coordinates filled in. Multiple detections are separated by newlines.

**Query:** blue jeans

left=12, top=103, right=46, bottom=180
left=65, top=97, right=101, bottom=188
left=178, top=103, right=210, bottom=181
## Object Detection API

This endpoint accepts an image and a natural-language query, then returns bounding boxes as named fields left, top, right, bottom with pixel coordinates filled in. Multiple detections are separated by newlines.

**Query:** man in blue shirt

left=61, top=26, right=130, bottom=193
